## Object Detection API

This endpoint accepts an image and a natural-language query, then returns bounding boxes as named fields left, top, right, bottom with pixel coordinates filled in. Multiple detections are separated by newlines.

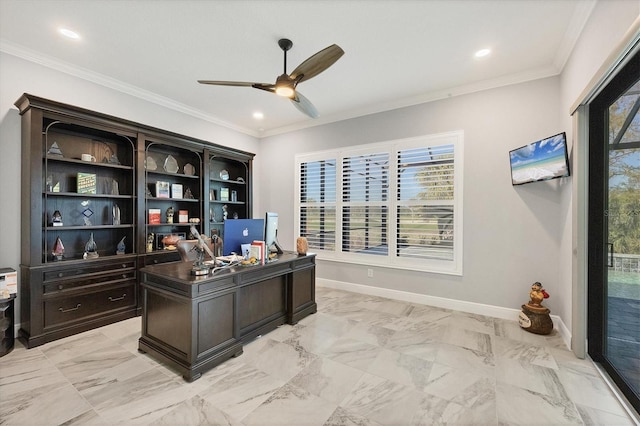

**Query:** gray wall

left=258, top=76, right=566, bottom=313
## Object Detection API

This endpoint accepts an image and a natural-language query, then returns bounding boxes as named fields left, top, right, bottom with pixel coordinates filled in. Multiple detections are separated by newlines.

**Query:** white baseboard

left=317, top=278, right=571, bottom=349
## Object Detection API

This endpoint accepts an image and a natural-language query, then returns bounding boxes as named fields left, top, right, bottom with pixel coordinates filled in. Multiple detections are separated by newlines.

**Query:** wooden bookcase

left=16, top=93, right=254, bottom=347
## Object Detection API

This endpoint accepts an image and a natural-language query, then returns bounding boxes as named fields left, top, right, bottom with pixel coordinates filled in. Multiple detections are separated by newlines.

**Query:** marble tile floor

left=1, top=286, right=637, bottom=425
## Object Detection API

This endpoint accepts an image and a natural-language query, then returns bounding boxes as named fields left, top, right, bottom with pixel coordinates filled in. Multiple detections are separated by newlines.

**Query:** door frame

left=587, top=50, right=639, bottom=413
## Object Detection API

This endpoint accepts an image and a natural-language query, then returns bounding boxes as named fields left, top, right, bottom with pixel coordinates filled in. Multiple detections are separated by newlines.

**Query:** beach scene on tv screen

left=510, top=134, right=568, bottom=184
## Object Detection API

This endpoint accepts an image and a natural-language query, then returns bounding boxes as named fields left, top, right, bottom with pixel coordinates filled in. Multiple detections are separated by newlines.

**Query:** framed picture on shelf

left=171, top=183, right=183, bottom=199
left=220, top=187, right=229, bottom=201
left=178, top=210, right=189, bottom=223
left=155, top=181, right=170, bottom=198
left=77, top=172, right=97, bottom=194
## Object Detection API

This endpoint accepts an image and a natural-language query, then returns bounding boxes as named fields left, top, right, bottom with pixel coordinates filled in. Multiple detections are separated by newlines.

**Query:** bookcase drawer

left=44, top=282, right=136, bottom=329
left=43, top=260, right=135, bottom=282
left=43, top=269, right=136, bottom=294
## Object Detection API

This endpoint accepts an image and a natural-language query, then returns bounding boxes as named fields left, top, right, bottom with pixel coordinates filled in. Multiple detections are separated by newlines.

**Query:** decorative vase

left=296, top=237, right=308, bottom=255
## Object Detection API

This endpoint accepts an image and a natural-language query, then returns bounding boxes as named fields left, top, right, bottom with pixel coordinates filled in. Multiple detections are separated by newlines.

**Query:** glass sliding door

left=588, top=52, right=639, bottom=414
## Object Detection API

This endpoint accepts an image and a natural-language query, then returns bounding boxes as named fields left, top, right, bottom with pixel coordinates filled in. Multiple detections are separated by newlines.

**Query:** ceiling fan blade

left=197, top=80, right=267, bottom=87
left=290, top=91, right=319, bottom=118
left=290, top=44, right=344, bottom=84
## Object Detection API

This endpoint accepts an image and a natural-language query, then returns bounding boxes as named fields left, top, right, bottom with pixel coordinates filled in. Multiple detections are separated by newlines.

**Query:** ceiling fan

left=198, top=38, right=344, bottom=118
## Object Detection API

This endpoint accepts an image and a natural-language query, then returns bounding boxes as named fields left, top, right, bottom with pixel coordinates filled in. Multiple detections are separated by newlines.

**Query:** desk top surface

left=141, top=251, right=315, bottom=286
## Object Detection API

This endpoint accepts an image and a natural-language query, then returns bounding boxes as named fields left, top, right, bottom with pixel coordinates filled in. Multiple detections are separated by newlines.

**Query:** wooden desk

left=138, top=252, right=316, bottom=381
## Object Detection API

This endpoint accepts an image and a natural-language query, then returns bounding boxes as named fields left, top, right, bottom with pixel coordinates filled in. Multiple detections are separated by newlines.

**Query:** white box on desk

left=0, top=268, right=17, bottom=295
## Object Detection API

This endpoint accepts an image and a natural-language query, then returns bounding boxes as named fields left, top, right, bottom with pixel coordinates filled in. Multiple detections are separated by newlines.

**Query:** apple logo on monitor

left=243, top=228, right=249, bottom=237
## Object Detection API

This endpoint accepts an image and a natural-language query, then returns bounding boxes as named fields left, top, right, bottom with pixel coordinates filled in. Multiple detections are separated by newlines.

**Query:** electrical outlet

left=367, top=268, right=373, bottom=278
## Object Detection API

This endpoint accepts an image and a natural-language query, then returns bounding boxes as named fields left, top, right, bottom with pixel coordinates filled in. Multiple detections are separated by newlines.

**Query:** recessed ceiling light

left=253, top=112, right=264, bottom=120
left=474, top=48, right=491, bottom=58
left=59, top=28, right=80, bottom=40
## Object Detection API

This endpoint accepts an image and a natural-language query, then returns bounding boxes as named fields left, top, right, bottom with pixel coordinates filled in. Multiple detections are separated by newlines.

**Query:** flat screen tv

left=509, top=132, right=570, bottom=185
left=222, top=218, right=264, bottom=256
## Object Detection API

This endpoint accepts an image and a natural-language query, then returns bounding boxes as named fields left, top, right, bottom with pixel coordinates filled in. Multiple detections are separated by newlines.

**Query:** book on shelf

left=148, top=208, right=161, bottom=224
left=155, top=181, right=170, bottom=198
left=178, top=210, right=188, bottom=224
left=77, top=172, right=97, bottom=194
left=171, top=183, right=183, bottom=199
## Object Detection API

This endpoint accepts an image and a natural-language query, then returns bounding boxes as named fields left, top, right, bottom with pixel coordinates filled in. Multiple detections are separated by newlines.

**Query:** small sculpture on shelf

left=147, top=232, right=155, bottom=253
left=52, top=237, right=64, bottom=261
left=116, top=236, right=126, bottom=255
left=108, top=153, right=121, bottom=165
left=222, top=204, right=228, bottom=221
left=113, top=204, right=121, bottom=225
left=47, top=141, right=64, bottom=157
left=83, top=233, right=99, bottom=259
left=211, top=230, right=223, bottom=258
left=162, top=234, right=181, bottom=251
left=110, top=179, right=120, bottom=195
left=519, top=282, right=553, bottom=335
left=52, top=210, right=63, bottom=227
left=166, top=206, right=174, bottom=224
left=81, top=200, right=93, bottom=226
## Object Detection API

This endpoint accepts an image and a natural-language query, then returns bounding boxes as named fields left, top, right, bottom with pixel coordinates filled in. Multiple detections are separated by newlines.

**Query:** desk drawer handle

left=109, top=294, right=126, bottom=302
left=59, top=304, right=81, bottom=313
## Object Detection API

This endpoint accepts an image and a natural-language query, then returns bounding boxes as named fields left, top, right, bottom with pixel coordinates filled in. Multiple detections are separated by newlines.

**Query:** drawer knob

left=153, top=260, right=158, bottom=264
left=122, top=264, right=127, bottom=268
left=122, top=274, right=127, bottom=279
left=59, top=304, right=81, bottom=313
left=108, top=294, right=126, bottom=302
left=58, top=272, right=64, bottom=278
left=58, top=284, right=63, bottom=290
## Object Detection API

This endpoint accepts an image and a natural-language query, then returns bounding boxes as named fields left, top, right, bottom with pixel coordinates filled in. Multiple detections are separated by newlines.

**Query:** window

left=295, top=131, right=463, bottom=275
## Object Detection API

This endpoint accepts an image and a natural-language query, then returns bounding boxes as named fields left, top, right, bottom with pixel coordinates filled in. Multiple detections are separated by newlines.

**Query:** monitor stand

left=269, top=239, right=284, bottom=255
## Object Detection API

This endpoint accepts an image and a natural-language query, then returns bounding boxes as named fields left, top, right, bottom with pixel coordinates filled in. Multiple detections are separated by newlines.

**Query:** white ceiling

left=0, top=0, right=596, bottom=137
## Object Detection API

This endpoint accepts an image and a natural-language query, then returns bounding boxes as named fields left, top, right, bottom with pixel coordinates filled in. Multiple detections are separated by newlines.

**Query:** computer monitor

left=265, top=212, right=283, bottom=254
left=222, top=218, right=264, bottom=255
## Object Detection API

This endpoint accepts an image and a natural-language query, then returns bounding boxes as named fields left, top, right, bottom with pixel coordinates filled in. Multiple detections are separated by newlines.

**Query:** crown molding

left=260, top=65, right=561, bottom=138
left=0, top=39, right=260, bottom=138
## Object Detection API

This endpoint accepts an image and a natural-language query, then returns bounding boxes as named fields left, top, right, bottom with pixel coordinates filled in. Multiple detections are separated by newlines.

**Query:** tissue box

left=0, top=268, right=17, bottom=295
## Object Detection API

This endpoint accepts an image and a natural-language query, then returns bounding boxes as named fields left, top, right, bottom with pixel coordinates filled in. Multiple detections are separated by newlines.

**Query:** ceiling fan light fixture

left=275, top=84, right=295, bottom=98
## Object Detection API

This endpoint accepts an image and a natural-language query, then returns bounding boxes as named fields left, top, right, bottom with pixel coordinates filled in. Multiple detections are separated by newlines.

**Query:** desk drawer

left=44, top=282, right=135, bottom=329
